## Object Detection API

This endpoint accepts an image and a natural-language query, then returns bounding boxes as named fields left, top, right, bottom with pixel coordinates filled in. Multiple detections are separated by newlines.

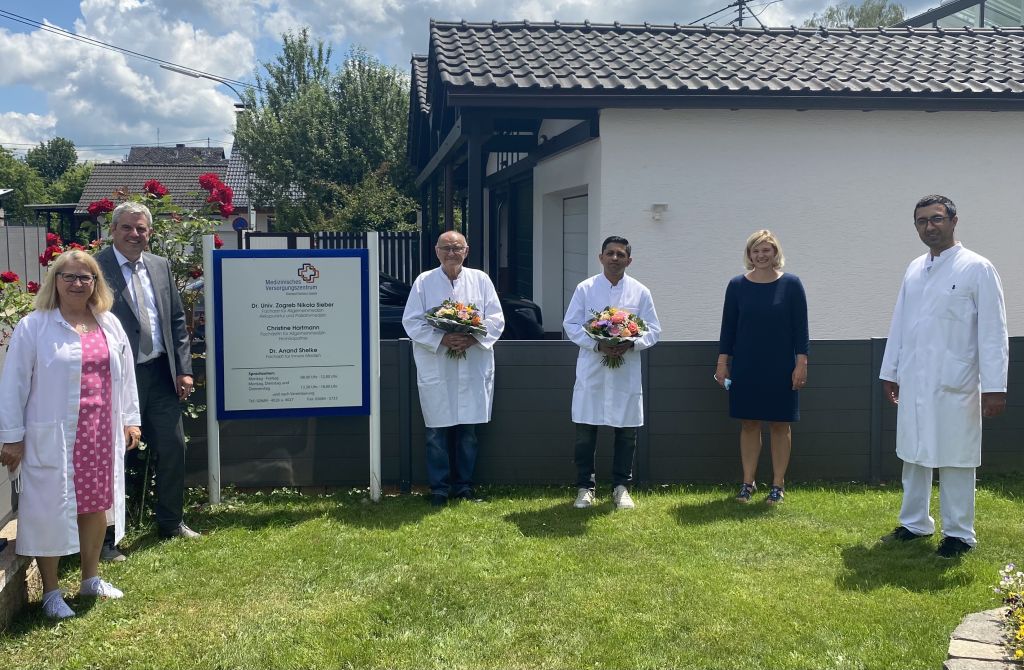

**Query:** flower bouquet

left=426, top=298, right=486, bottom=359
left=584, top=306, right=646, bottom=368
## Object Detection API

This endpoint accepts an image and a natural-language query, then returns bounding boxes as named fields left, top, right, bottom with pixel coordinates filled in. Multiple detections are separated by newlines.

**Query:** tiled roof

left=126, top=146, right=227, bottom=165
left=75, top=163, right=226, bottom=215
left=411, top=54, right=430, bottom=114
left=427, top=21, right=1024, bottom=102
left=224, top=145, right=303, bottom=209
left=224, top=149, right=253, bottom=208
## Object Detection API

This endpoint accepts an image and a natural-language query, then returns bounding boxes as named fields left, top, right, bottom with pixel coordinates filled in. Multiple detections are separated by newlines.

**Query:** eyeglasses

left=436, top=245, right=467, bottom=254
left=914, top=215, right=948, bottom=227
left=57, top=273, right=96, bottom=285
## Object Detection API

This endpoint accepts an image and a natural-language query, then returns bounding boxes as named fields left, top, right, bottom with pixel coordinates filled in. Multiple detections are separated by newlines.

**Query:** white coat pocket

left=938, top=356, right=976, bottom=394
left=23, top=422, right=66, bottom=469
left=937, top=293, right=973, bottom=322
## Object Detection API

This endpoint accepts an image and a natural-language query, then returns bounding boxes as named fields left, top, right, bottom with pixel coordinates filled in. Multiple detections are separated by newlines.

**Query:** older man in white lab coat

left=402, top=231, right=504, bottom=507
left=564, top=235, right=660, bottom=510
left=879, top=195, right=1008, bottom=559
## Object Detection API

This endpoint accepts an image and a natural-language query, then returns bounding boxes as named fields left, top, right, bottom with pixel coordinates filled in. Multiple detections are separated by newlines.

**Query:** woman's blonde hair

left=743, top=229, right=785, bottom=271
left=33, top=249, right=114, bottom=312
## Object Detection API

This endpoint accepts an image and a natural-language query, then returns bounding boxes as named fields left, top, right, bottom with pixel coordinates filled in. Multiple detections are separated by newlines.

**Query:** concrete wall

left=183, top=338, right=1024, bottom=489
left=536, top=108, right=1024, bottom=340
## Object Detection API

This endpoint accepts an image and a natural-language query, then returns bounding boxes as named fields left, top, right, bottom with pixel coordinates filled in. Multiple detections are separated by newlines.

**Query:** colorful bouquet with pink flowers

left=584, top=306, right=647, bottom=368
left=426, top=298, right=486, bottom=359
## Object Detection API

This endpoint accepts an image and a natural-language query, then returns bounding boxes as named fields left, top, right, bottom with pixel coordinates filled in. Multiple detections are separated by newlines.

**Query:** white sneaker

left=42, top=590, right=75, bottom=619
left=573, top=488, right=595, bottom=508
left=613, top=485, right=635, bottom=510
left=80, top=577, right=124, bottom=599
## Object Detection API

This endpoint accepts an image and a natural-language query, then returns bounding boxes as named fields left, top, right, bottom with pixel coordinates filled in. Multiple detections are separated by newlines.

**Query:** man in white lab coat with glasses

left=879, top=194, right=1008, bottom=559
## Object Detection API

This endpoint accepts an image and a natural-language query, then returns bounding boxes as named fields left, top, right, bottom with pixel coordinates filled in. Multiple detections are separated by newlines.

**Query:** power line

left=0, top=10, right=258, bottom=91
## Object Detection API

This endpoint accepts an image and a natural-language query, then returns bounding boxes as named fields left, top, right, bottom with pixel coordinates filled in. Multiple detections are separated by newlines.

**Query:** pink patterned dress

left=72, top=327, right=113, bottom=514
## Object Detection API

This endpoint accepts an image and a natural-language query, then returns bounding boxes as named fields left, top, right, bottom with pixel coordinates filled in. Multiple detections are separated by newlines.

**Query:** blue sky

left=1, top=0, right=935, bottom=162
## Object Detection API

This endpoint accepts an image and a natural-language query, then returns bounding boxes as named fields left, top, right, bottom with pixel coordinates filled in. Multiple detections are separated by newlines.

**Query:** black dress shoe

left=159, top=522, right=200, bottom=539
left=429, top=494, right=448, bottom=507
left=455, top=489, right=485, bottom=502
left=936, top=536, right=973, bottom=559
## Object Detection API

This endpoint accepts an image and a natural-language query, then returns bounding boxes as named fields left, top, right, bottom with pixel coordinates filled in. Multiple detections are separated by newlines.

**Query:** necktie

left=130, top=261, right=154, bottom=356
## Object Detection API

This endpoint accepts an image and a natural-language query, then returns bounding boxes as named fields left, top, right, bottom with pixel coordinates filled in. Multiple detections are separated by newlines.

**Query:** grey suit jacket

left=96, top=246, right=192, bottom=386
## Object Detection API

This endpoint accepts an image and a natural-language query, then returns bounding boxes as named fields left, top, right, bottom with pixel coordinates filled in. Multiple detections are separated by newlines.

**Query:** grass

left=1, top=480, right=1022, bottom=670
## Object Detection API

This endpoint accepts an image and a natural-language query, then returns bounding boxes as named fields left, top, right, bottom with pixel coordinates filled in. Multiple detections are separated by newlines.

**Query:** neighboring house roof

left=426, top=21, right=1024, bottom=107
left=126, top=145, right=227, bottom=165
left=75, top=163, right=226, bottom=215
left=224, top=146, right=303, bottom=209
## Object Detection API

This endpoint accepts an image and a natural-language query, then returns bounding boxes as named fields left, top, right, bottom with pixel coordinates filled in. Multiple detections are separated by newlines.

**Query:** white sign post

left=202, top=235, right=221, bottom=503
left=367, top=232, right=381, bottom=502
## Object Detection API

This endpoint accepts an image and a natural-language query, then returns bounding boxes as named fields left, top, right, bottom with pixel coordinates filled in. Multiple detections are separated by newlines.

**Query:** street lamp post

left=159, top=64, right=247, bottom=109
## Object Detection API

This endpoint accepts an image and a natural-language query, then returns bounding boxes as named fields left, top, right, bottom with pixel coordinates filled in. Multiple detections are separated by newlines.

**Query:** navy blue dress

left=718, top=273, right=809, bottom=422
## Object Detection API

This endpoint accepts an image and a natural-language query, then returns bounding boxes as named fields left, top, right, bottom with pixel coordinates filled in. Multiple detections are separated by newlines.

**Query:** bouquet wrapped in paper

left=584, top=306, right=647, bottom=368
left=426, top=298, right=486, bottom=359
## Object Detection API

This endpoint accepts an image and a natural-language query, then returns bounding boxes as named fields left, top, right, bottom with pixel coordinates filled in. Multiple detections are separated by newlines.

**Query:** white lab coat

left=880, top=244, right=1008, bottom=468
left=563, top=273, right=661, bottom=427
left=0, top=309, right=141, bottom=556
left=401, top=267, right=505, bottom=428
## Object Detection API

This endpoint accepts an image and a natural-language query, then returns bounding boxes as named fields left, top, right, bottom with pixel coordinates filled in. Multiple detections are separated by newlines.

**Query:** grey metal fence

left=0, top=224, right=48, bottom=286
left=183, top=337, right=1024, bottom=490
left=240, top=231, right=421, bottom=284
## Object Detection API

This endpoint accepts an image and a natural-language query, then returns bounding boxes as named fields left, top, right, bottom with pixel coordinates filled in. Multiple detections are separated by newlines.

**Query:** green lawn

left=1, top=481, right=1021, bottom=670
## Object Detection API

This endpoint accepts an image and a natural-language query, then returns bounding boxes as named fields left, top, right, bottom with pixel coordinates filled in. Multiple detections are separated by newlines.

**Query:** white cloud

left=0, top=111, right=58, bottom=149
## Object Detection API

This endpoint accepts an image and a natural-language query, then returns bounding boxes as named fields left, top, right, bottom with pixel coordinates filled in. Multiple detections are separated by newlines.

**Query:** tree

left=47, top=162, right=93, bottom=205
left=235, top=29, right=414, bottom=231
left=803, top=0, right=905, bottom=27
left=24, top=137, right=78, bottom=184
left=0, top=146, right=47, bottom=224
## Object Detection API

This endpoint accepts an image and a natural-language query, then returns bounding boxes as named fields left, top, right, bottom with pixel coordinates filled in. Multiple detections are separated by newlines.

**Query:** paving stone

left=944, top=658, right=1017, bottom=670
left=952, top=608, right=1010, bottom=644
left=948, top=638, right=1011, bottom=661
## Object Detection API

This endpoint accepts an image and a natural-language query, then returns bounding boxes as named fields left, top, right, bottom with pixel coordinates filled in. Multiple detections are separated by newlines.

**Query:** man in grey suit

left=98, top=202, right=198, bottom=560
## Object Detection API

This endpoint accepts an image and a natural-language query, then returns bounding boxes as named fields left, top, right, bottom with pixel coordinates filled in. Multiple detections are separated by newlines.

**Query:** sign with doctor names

left=213, top=249, right=370, bottom=419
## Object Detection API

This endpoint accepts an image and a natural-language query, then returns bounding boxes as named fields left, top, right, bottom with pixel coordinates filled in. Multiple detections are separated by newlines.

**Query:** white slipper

left=42, top=589, right=75, bottom=619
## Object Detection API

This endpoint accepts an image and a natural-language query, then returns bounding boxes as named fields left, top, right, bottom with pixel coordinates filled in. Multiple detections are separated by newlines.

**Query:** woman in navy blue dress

left=715, top=230, right=808, bottom=505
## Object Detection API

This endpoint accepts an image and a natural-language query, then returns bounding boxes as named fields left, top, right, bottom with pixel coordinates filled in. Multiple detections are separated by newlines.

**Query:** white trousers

left=898, top=461, right=977, bottom=546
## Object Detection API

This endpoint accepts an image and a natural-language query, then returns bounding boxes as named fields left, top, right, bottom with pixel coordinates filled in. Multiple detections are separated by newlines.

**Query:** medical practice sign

left=213, top=249, right=370, bottom=419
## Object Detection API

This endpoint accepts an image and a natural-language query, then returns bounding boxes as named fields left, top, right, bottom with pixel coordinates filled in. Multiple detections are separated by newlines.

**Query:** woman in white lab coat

left=0, top=250, right=141, bottom=619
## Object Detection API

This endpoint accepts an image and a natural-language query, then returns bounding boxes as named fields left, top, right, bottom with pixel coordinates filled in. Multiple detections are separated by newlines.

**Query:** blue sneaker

left=766, top=486, right=785, bottom=505
left=735, top=482, right=756, bottom=503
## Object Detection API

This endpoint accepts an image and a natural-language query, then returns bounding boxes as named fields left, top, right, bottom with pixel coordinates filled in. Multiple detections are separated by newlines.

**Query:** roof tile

left=425, top=21, right=1024, bottom=101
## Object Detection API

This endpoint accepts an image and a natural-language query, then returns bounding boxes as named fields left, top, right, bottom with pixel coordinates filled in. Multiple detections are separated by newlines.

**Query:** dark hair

left=914, top=195, right=957, bottom=220
left=601, top=235, right=631, bottom=256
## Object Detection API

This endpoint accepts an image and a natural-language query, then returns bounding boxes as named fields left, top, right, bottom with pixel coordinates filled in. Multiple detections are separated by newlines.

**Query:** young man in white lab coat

left=563, top=236, right=660, bottom=510
left=879, top=195, right=1008, bottom=558
left=402, top=231, right=504, bottom=507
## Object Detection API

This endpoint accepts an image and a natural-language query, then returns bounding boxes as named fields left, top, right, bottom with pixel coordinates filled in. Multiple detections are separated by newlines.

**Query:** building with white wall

left=408, top=21, right=1024, bottom=340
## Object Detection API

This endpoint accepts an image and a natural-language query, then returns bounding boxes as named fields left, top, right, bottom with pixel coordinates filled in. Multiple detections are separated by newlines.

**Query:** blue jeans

left=574, top=423, right=636, bottom=491
left=425, top=424, right=479, bottom=497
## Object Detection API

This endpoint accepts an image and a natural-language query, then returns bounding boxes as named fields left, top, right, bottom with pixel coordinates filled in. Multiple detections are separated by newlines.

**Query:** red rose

left=189, top=268, right=203, bottom=279
left=213, top=234, right=224, bottom=248
left=39, top=245, right=63, bottom=266
left=218, top=203, right=234, bottom=218
left=67, top=242, right=85, bottom=251
left=87, top=198, right=116, bottom=218
left=198, top=173, right=222, bottom=190
left=143, top=179, right=169, bottom=198
left=46, top=232, right=61, bottom=246
left=27, top=281, right=40, bottom=294
left=0, top=271, right=18, bottom=283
